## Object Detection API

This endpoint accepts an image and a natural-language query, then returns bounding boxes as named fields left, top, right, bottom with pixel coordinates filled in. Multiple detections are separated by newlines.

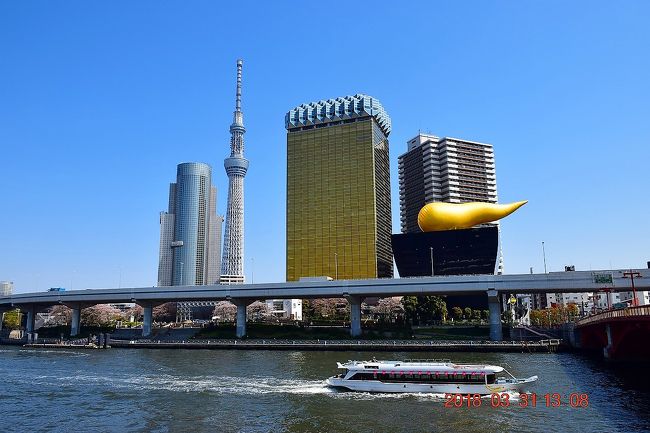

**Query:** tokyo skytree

left=220, top=59, right=248, bottom=284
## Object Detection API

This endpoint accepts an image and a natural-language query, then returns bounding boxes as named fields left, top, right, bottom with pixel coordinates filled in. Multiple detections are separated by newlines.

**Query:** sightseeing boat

left=326, top=359, right=538, bottom=394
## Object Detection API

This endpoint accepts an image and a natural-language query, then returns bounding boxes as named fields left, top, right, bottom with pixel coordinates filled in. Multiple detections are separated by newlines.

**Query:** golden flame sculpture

left=417, top=200, right=528, bottom=232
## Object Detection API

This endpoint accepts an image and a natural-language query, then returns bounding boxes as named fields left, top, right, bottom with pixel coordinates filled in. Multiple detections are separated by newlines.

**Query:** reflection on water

left=1, top=346, right=649, bottom=433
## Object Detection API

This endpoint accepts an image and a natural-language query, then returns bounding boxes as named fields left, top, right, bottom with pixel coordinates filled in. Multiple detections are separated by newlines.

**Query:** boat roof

left=337, top=359, right=504, bottom=373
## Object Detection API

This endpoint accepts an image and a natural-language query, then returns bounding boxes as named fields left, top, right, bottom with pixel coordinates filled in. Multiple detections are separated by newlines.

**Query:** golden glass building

left=285, top=94, right=393, bottom=281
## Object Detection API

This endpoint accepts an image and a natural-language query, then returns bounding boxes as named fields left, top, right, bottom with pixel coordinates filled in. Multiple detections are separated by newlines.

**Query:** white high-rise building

left=0, top=281, right=13, bottom=297
left=221, top=59, right=248, bottom=285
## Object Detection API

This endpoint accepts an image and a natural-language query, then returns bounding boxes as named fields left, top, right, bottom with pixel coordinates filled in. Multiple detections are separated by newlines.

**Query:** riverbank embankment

left=107, top=338, right=564, bottom=352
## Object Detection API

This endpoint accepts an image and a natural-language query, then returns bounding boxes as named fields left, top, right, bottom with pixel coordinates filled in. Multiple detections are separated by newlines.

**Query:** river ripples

left=1, top=346, right=649, bottom=433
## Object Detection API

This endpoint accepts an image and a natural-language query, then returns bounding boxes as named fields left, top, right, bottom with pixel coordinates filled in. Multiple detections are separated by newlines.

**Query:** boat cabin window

left=486, top=373, right=496, bottom=384
left=368, top=370, right=490, bottom=384
left=350, top=372, right=376, bottom=380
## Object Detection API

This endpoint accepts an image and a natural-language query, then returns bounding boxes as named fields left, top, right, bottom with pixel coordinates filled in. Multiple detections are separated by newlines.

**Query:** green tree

left=431, top=297, right=447, bottom=322
left=401, top=296, right=447, bottom=324
left=452, top=306, right=463, bottom=321
left=531, top=309, right=552, bottom=327
left=401, top=296, right=419, bottom=324
left=567, top=303, right=579, bottom=320
left=529, top=310, right=541, bottom=326
left=464, top=307, right=472, bottom=320
left=481, top=310, right=490, bottom=321
left=471, top=309, right=482, bottom=322
left=302, top=299, right=315, bottom=321
left=2, top=309, right=22, bottom=330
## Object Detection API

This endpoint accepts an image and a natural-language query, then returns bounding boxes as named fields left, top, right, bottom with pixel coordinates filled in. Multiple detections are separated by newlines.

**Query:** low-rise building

left=619, top=291, right=650, bottom=306
left=266, top=299, right=302, bottom=321
left=546, top=292, right=594, bottom=315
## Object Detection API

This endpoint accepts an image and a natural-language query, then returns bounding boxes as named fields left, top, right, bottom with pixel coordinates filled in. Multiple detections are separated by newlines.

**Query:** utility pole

left=430, top=247, right=434, bottom=276
left=622, top=270, right=642, bottom=307
left=542, top=241, right=547, bottom=273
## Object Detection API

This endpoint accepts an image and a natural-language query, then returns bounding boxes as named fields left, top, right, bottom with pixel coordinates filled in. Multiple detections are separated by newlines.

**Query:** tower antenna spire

left=235, top=59, right=242, bottom=112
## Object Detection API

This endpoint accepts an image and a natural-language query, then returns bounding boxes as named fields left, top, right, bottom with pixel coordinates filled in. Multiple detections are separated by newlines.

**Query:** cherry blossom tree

left=375, top=297, right=404, bottom=322
left=212, top=301, right=237, bottom=322
left=47, top=305, right=72, bottom=326
left=247, top=301, right=271, bottom=322
left=125, top=305, right=143, bottom=322
left=311, top=298, right=338, bottom=318
left=81, top=304, right=122, bottom=327
left=153, top=302, right=177, bottom=322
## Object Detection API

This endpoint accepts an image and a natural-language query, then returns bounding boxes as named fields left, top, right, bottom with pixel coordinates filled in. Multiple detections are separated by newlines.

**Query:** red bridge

left=575, top=305, right=650, bottom=360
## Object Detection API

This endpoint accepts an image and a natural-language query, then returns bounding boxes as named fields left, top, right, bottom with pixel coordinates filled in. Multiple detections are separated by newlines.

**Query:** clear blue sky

left=1, top=1, right=649, bottom=293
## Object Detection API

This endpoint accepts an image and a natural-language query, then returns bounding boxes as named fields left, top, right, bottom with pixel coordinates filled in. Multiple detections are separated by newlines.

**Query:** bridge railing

left=576, top=305, right=650, bottom=327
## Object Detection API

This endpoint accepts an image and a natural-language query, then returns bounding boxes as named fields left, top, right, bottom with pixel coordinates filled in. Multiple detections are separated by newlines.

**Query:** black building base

left=391, top=227, right=499, bottom=309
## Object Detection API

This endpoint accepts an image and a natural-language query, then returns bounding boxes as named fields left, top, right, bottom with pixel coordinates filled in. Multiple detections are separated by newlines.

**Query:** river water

left=1, top=346, right=649, bottom=433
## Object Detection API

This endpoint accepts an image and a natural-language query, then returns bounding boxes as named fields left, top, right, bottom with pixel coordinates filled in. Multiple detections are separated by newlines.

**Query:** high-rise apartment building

left=393, top=132, right=503, bottom=284
left=285, top=94, right=393, bottom=281
left=157, top=162, right=223, bottom=286
left=399, top=133, right=497, bottom=234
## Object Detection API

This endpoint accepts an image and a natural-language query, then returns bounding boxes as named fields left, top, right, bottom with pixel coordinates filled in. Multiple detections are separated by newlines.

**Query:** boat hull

left=326, top=376, right=538, bottom=395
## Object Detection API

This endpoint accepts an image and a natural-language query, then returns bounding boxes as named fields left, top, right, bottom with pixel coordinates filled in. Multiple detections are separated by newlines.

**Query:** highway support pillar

left=233, top=299, right=250, bottom=338
left=143, top=305, right=153, bottom=337
left=71, top=305, right=81, bottom=337
left=26, top=305, right=36, bottom=335
left=0, top=310, right=6, bottom=333
left=487, top=290, right=503, bottom=341
left=348, top=295, right=363, bottom=338
left=603, top=323, right=613, bottom=359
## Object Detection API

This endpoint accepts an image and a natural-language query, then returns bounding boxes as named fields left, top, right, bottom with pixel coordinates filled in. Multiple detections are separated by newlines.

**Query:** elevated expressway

left=1, top=268, right=648, bottom=340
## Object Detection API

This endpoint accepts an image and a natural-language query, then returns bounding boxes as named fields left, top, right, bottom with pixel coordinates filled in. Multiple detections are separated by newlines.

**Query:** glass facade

left=156, top=162, right=222, bottom=287
left=173, top=163, right=212, bottom=286
left=286, top=117, right=393, bottom=281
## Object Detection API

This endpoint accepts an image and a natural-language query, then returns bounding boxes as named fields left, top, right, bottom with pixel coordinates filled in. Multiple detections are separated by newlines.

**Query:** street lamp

left=542, top=241, right=547, bottom=274
left=622, top=270, right=642, bottom=307
left=430, top=247, right=434, bottom=277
